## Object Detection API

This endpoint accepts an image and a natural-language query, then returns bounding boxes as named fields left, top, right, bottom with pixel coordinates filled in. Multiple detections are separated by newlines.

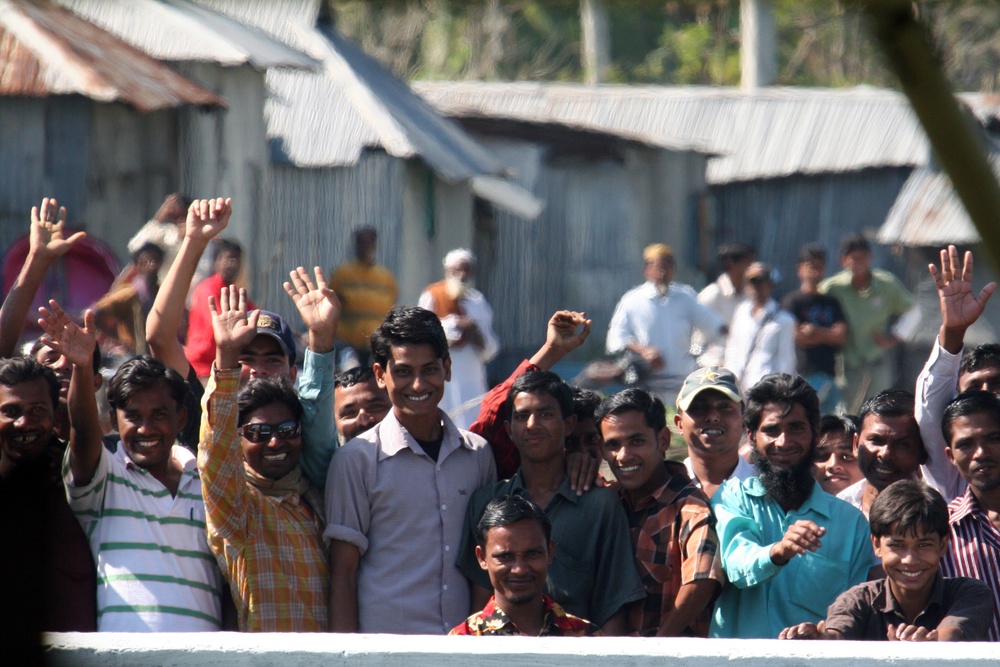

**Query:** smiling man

left=199, top=285, right=328, bottom=631
left=457, top=371, right=645, bottom=635
left=939, top=390, right=1000, bottom=641
left=333, top=366, right=391, bottom=443
left=673, top=367, right=753, bottom=499
left=450, top=495, right=600, bottom=636
left=597, top=388, right=723, bottom=636
left=812, top=414, right=863, bottom=495
left=324, top=306, right=495, bottom=634
left=43, top=302, right=222, bottom=631
left=710, top=374, right=871, bottom=638
left=837, top=390, right=926, bottom=517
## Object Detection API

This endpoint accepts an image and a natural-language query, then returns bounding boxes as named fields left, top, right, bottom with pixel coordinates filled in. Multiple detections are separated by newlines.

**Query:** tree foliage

left=329, top=0, right=999, bottom=91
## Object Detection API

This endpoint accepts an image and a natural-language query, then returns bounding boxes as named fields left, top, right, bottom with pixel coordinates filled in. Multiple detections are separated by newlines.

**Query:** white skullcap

left=443, top=248, right=476, bottom=268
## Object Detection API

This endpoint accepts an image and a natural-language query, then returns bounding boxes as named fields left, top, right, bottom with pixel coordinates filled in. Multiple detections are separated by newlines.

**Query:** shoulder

left=617, top=284, right=650, bottom=303
left=819, top=271, right=851, bottom=291
left=456, top=427, right=491, bottom=452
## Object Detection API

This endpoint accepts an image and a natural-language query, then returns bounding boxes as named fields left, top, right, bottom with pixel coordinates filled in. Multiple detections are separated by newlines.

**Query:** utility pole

left=581, top=0, right=610, bottom=85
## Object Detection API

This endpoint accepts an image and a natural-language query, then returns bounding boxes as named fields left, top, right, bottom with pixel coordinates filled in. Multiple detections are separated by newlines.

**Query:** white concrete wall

left=45, top=633, right=998, bottom=666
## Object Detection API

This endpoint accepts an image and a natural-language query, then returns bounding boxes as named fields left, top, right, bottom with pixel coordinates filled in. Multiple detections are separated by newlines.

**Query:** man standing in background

left=697, top=243, right=755, bottom=368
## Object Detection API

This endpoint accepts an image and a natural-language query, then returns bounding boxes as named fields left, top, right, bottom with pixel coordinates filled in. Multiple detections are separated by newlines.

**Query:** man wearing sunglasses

left=198, top=285, right=328, bottom=632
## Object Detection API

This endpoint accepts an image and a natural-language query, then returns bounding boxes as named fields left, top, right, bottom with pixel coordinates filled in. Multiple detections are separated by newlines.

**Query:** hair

left=960, top=344, right=1000, bottom=377
left=353, top=226, right=377, bottom=243
left=798, top=243, right=826, bottom=264
left=942, top=390, right=1000, bottom=444
left=131, top=242, right=165, bottom=265
left=839, top=233, right=871, bottom=257
left=718, top=243, right=755, bottom=268
left=107, top=356, right=188, bottom=411
left=594, top=387, right=666, bottom=432
left=29, top=337, right=102, bottom=375
left=869, top=479, right=949, bottom=539
left=859, top=389, right=916, bottom=424
left=571, top=387, right=603, bottom=424
left=0, top=356, right=60, bottom=408
left=475, top=495, right=552, bottom=548
left=237, top=377, right=303, bottom=427
left=370, top=306, right=450, bottom=368
left=506, top=370, right=573, bottom=419
left=334, top=366, right=376, bottom=389
left=744, top=373, right=820, bottom=434
left=819, top=413, right=859, bottom=440
left=212, top=238, right=243, bottom=263
left=444, top=248, right=476, bottom=269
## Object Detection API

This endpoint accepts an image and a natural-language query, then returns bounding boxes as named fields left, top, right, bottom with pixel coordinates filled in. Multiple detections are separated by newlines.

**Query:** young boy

left=779, top=479, right=993, bottom=641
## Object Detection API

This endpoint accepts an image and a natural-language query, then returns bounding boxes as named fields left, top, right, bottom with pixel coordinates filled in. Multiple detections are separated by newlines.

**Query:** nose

left=357, top=410, right=376, bottom=427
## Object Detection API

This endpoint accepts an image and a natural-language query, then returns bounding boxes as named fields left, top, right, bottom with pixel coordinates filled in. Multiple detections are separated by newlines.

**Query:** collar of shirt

left=743, top=476, right=833, bottom=520
left=639, top=281, right=675, bottom=300
left=507, top=469, right=578, bottom=507
left=615, top=461, right=693, bottom=512
left=949, top=488, right=981, bottom=524
left=375, top=410, right=472, bottom=462
left=873, top=572, right=946, bottom=618
left=717, top=272, right=737, bottom=298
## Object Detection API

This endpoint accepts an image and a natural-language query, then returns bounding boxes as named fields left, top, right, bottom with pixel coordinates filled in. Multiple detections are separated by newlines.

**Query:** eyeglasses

left=240, top=420, right=301, bottom=443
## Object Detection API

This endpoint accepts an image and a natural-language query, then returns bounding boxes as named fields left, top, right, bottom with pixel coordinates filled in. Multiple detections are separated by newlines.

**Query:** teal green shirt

left=818, top=268, right=914, bottom=368
left=298, top=348, right=337, bottom=490
left=709, top=476, right=872, bottom=638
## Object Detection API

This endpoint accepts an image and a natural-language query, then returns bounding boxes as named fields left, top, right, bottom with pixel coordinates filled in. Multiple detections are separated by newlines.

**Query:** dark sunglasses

left=240, top=420, right=301, bottom=443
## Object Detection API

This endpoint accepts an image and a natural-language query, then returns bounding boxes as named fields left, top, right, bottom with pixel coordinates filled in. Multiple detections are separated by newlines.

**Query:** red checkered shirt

left=450, top=594, right=601, bottom=636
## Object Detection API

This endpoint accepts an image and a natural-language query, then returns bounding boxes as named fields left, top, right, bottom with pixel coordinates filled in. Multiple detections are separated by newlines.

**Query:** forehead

left=600, top=409, right=651, bottom=435
left=387, top=343, right=441, bottom=366
left=244, top=402, right=295, bottom=424
left=485, top=519, right=547, bottom=549
left=951, top=410, right=1000, bottom=436
left=0, top=378, right=53, bottom=406
left=759, top=401, right=807, bottom=426
left=960, top=363, right=1000, bottom=382
left=446, top=260, right=473, bottom=273
left=817, top=430, right=852, bottom=449
left=118, top=381, right=179, bottom=411
left=335, top=380, right=386, bottom=407
left=512, top=390, right=562, bottom=413
left=34, top=345, right=61, bottom=364
left=860, top=412, right=919, bottom=438
left=242, top=334, right=286, bottom=357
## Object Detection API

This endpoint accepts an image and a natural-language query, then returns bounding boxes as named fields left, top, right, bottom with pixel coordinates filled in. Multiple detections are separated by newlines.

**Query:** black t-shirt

left=414, top=432, right=444, bottom=463
left=781, top=290, right=845, bottom=376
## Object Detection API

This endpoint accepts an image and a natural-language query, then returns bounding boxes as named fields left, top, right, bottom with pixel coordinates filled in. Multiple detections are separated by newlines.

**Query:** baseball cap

left=254, top=310, right=297, bottom=360
left=677, top=366, right=742, bottom=411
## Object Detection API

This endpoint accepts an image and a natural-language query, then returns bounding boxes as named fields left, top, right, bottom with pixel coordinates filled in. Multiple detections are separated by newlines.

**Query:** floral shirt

left=450, top=595, right=602, bottom=636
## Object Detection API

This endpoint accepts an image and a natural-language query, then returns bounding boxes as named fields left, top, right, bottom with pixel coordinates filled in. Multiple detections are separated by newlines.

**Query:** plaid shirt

left=941, top=488, right=1000, bottom=641
left=613, top=461, right=724, bottom=636
left=200, top=368, right=329, bottom=632
left=450, top=595, right=601, bottom=636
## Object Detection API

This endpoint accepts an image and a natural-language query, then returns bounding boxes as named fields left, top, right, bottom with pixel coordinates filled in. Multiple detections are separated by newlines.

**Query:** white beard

left=445, top=276, right=470, bottom=300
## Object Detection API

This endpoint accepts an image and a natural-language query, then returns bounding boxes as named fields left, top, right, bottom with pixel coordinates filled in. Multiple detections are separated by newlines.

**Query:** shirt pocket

left=547, top=544, right=593, bottom=615
left=789, top=551, right=852, bottom=619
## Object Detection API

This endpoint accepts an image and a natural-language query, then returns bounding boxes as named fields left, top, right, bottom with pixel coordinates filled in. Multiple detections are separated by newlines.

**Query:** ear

left=504, top=421, right=513, bottom=440
left=546, top=539, right=556, bottom=566
left=562, top=413, right=577, bottom=436
left=852, top=432, right=860, bottom=455
left=656, top=426, right=671, bottom=454
left=288, top=364, right=298, bottom=384
left=871, top=534, right=882, bottom=559
left=175, top=405, right=188, bottom=433
left=109, top=408, right=119, bottom=432
left=92, top=373, right=103, bottom=391
left=673, top=411, right=684, bottom=433
left=442, top=356, right=452, bottom=383
left=475, top=545, right=488, bottom=571
left=373, top=363, right=387, bottom=389
left=938, top=534, right=949, bottom=558
left=945, top=446, right=955, bottom=466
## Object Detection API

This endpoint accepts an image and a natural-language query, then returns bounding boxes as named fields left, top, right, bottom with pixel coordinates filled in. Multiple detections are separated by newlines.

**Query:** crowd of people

left=2, top=193, right=999, bottom=654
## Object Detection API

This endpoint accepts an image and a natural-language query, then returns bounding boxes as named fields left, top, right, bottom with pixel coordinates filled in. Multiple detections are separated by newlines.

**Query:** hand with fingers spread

left=770, top=520, right=826, bottom=566
left=185, top=197, right=232, bottom=241
left=929, top=245, right=996, bottom=353
left=29, top=197, right=87, bottom=263
left=284, top=266, right=341, bottom=354
left=211, top=285, right=259, bottom=370
left=37, top=300, right=97, bottom=369
left=887, top=623, right=938, bottom=642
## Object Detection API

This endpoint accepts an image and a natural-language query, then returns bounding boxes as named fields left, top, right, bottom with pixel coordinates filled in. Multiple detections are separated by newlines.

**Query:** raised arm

left=37, top=301, right=100, bottom=485
left=0, top=199, right=85, bottom=357
left=146, top=198, right=232, bottom=376
left=929, top=245, right=995, bottom=355
left=284, top=266, right=341, bottom=489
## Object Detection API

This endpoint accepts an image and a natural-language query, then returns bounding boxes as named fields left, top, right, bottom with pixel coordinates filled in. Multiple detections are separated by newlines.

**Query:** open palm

left=929, top=245, right=996, bottom=330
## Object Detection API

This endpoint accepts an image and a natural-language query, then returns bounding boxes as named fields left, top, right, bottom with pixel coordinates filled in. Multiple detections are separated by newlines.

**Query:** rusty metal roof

left=0, top=0, right=223, bottom=111
left=878, top=144, right=1000, bottom=247
left=57, top=0, right=317, bottom=69
left=414, top=82, right=1000, bottom=185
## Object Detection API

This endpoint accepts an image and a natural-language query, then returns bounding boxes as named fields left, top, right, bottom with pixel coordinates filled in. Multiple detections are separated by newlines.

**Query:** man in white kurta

left=419, top=249, right=499, bottom=429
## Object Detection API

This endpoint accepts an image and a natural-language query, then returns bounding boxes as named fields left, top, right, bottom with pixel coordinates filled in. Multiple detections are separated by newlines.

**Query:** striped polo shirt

left=941, top=488, right=1000, bottom=642
left=64, top=444, right=222, bottom=631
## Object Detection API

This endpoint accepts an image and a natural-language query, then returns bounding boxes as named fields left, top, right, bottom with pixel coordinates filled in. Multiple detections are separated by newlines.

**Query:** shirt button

left=443, top=585, right=448, bottom=591
left=445, top=545, right=450, bottom=552
left=441, top=504, right=447, bottom=511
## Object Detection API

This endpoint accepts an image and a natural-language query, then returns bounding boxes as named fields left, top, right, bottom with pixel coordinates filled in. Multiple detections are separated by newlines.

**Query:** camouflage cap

left=676, top=366, right=742, bottom=411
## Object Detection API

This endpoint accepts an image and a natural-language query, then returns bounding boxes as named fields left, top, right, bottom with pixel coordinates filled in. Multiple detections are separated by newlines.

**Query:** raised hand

left=929, top=245, right=996, bottom=333
left=29, top=198, right=86, bottom=262
left=284, top=266, right=340, bottom=353
left=37, top=300, right=96, bottom=369
left=185, top=198, right=232, bottom=241
left=547, top=310, right=592, bottom=354
left=210, top=285, right=259, bottom=369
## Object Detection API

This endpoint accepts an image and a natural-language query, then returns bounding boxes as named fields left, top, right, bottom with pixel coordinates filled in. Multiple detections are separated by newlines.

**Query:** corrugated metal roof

left=413, top=82, right=1000, bottom=185
left=55, top=0, right=317, bottom=69
left=877, top=147, right=1000, bottom=247
left=0, top=0, right=223, bottom=111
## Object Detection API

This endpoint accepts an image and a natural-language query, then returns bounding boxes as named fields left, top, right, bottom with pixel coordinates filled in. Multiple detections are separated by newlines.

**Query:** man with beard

left=939, top=391, right=1000, bottom=641
left=419, top=249, right=499, bottom=430
left=837, top=389, right=926, bottom=517
left=450, top=495, right=601, bottom=636
left=709, top=373, right=871, bottom=638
